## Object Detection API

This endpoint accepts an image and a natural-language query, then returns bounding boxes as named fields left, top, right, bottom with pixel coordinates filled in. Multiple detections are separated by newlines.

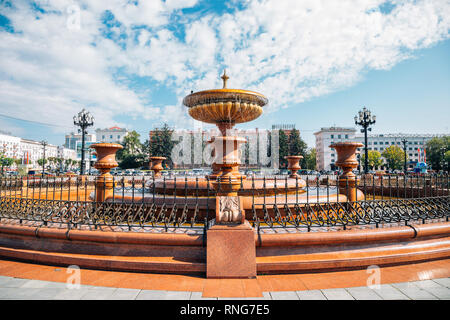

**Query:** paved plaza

left=0, top=275, right=449, bottom=300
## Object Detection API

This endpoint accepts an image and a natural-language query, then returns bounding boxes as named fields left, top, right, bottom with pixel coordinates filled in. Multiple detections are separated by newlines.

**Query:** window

left=102, top=135, right=105, bottom=139
left=345, top=134, right=348, bottom=139
left=374, top=142, right=377, bottom=145
left=117, top=135, right=120, bottom=139
left=385, top=142, right=389, bottom=145
left=110, top=135, right=113, bottom=139
left=380, top=147, right=384, bottom=151
left=374, top=148, right=378, bottom=150
left=391, top=142, right=395, bottom=144
left=330, top=134, right=334, bottom=139
left=338, top=135, right=341, bottom=139
left=409, top=147, right=412, bottom=150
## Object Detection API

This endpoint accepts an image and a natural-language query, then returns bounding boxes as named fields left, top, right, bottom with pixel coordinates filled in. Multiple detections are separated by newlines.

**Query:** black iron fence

left=0, top=173, right=448, bottom=233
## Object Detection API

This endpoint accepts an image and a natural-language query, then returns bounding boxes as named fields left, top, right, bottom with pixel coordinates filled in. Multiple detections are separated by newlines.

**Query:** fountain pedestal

left=150, top=156, right=166, bottom=178
left=286, top=155, right=303, bottom=178
left=184, top=71, right=265, bottom=278
left=90, top=143, right=123, bottom=202
left=330, top=142, right=363, bottom=202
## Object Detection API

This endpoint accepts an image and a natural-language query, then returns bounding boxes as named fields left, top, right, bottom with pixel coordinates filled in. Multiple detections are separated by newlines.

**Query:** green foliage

left=149, top=123, right=176, bottom=168
left=425, top=136, right=450, bottom=171
left=278, top=130, right=289, bottom=168
left=361, top=150, right=384, bottom=169
left=382, top=145, right=406, bottom=170
left=288, top=129, right=308, bottom=167
left=37, top=158, right=48, bottom=166
left=304, top=148, right=316, bottom=170
left=117, top=130, right=143, bottom=160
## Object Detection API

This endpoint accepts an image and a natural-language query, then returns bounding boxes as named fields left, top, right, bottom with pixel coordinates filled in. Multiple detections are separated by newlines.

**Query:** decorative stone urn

left=150, top=156, right=166, bottom=178
left=329, top=142, right=364, bottom=202
left=285, top=155, right=303, bottom=178
left=90, top=143, right=123, bottom=202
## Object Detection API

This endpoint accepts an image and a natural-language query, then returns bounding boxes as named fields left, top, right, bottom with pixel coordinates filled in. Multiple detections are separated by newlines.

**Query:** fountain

left=0, top=70, right=447, bottom=282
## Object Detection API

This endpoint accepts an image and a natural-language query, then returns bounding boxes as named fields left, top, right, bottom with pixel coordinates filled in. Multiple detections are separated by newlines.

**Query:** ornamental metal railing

left=0, top=173, right=448, bottom=233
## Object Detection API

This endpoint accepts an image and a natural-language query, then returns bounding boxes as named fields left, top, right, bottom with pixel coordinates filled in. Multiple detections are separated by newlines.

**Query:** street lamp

left=41, top=141, right=47, bottom=175
left=401, top=138, right=408, bottom=174
left=73, top=109, right=94, bottom=175
left=354, top=107, right=376, bottom=174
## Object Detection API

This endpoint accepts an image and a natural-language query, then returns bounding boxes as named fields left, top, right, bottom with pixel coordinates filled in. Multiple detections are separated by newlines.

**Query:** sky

left=0, top=0, right=449, bottom=148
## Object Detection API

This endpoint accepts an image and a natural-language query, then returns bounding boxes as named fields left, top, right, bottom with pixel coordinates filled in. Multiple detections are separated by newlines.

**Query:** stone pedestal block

left=206, top=221, right=256, bottom=279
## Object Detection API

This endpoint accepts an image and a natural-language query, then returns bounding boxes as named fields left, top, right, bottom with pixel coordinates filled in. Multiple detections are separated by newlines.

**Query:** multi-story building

left=314, top=127, right=357, bottom=171
left=271, top=124, right=296, bottom=137
left=64, top=132, right=96, bottom=150
left=95, top=126, right=128, bottom=144
left=0, top=133, right=77, bottom=169
left=314, top=127, right=446, bottom=171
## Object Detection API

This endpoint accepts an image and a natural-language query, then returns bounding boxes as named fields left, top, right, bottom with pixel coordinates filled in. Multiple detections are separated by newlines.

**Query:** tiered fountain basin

left=102, top=176, right=362, bottom=222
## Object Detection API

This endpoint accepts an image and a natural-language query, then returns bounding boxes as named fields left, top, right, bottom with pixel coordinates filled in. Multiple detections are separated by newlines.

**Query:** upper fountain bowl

left=182, top=71, right=268, bottom=125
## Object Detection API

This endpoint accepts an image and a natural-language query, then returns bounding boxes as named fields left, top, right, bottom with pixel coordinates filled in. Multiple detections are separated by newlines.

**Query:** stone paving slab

left=269, top=291, right=299, bottom=300
left=296, top=290, right=327, bottom=300
left=320, top=288, right=355, bottom=300
left=344, top=287, right=383, bottom=300
left=370, top=284, right=410, bottom=300
left=0, top=274, right=449, bottom=300
left=107, top=288, right=141, bottom=300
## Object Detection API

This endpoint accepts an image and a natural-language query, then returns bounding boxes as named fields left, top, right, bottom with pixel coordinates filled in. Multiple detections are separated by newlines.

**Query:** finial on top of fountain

left=221, top=69, right=229, bottom=88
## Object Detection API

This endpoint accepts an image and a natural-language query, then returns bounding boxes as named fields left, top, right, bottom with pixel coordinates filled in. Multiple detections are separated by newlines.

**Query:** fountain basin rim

left=183, top=89, right=268, bottom=107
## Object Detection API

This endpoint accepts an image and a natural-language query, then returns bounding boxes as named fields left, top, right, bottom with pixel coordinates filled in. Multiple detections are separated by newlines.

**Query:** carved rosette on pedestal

left=90, top=143, right=123, bottom=202
left=150, top=156, right=166, bottom=178
left=285, top=155, right=303, bottom=178
left=329, top=142, right=364, bottom=202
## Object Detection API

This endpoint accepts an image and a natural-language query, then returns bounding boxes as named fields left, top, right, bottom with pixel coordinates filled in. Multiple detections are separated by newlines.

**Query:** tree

left=288, top=129, right=308, bottom=168
left=361, top=150, right=383, bottom=170
left=304, top=148, right=316, bottom=170
left=150, top=123, right=176, bottom=168
left=278, top=130, right=289, bottom=168
left=382, top=146, right=405, bottom=170
left=0, top=155, right=14, bottom=175
left=117, top=130, right=143, bottom=160
left=445, top=150, right=450, bottom=172
left=425, top=136, right=450, bottom=171
left=37, top=158, right=48, bottom=167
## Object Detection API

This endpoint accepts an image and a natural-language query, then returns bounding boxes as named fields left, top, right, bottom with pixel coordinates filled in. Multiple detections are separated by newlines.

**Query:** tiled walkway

left=0, top=258, right=449, bottom=300
left=0, top=275, right=449, bottom=300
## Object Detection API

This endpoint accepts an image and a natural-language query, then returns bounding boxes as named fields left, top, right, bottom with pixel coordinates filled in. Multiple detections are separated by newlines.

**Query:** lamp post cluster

left=73, top=109, right=94, bottom=175
left=354, top=107, right=376, bottom=174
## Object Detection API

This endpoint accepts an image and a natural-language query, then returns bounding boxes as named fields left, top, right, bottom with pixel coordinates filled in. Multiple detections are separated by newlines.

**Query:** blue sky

left=0, top=0, right=449, bottom=148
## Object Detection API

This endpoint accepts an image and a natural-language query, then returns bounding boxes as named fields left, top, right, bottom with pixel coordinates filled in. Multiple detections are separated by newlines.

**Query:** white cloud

left=0, top=0, right=449, bottom=136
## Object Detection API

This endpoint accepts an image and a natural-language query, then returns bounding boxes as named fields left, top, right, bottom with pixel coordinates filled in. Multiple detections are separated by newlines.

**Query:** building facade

left=64, top=132, right=96, bottom=150
left=314, top=127, right=446, bottom=171
left=0, top=133, right=76, bottom=169
left=95, top=126, right=128, bottom=144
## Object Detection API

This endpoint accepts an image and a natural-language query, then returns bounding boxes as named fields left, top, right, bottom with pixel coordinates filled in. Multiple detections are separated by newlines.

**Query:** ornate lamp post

left=354, top=107, right=376, bottom=174
left=41, top=140, right=47, bottom=174
left=73, top=109, right=94, bottom=175
left=401, top=138, right=408, bottom=174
